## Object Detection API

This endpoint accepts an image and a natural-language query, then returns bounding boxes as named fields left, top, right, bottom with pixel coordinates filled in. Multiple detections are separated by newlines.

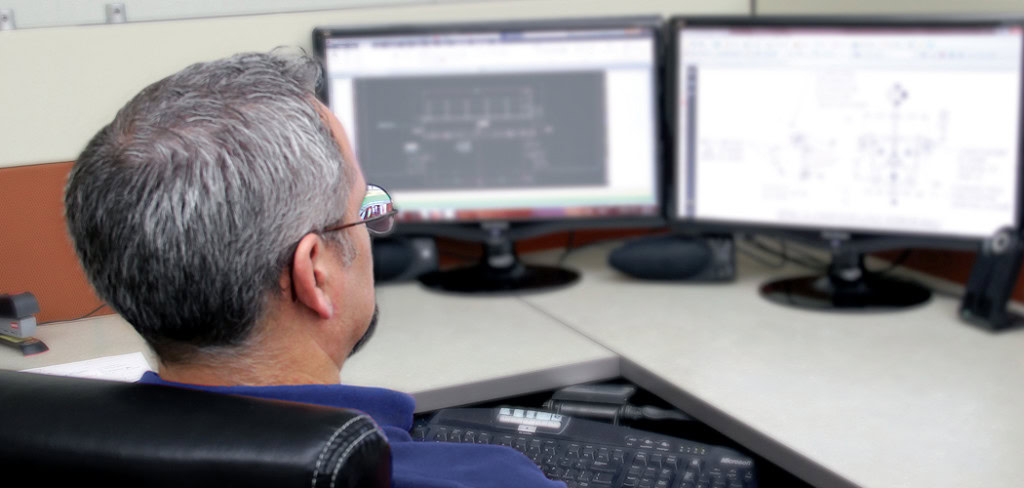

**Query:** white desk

left=524, top=243, right=1024, bottom=488
left=0, top=284, right=619, bottom=414
left=344, top=284, right=619, bottom=412
left=0, top=314, right=157, bottom=371
left=4, top=243, right=1022, bottom=487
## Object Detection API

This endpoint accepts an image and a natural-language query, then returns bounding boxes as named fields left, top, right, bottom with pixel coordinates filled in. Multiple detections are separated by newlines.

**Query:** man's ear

left=291, top=233, right=334, bottom=320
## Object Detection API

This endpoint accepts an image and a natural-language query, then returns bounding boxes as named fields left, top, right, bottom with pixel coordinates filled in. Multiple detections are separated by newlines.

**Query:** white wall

left=0, top=0, right=421, bottom=29
left=757, top=0, right=1024, bottom=15
left=4, top=0, right=1021, bottom=167
left=0, top=0, right=745, bottom=168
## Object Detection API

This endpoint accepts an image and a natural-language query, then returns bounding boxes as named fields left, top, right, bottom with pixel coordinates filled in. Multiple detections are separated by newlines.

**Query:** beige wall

left=0, top=0, right=746, bottom=168
left=5, top=0, right=1021, bottom=168
left=757, top=0, right=1024, bottom=15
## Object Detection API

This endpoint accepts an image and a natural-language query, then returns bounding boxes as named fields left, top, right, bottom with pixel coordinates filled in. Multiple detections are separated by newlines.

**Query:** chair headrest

left=0, top=369, right=391, bottom=487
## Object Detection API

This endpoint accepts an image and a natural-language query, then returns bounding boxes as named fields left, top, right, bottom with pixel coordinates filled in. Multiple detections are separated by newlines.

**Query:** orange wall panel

left=0, top=162, right=112, bottom=323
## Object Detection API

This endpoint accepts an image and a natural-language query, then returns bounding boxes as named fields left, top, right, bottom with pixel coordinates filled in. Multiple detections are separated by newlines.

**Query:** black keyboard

left=413, top=407, right=757, bottom=488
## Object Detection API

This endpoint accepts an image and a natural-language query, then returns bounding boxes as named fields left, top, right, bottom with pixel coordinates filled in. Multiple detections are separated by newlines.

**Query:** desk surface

left=344, top=284, right=618, bottom=412
left=0, top=284, right=619, bottom=414
left=524, top=242, right=1024, bottom=488
left=4, top=243, right=1022, bottom=488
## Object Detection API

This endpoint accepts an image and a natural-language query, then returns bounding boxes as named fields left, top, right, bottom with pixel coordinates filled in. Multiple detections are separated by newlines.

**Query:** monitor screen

left=318, top=20, right=661, bottom=226
left=673, top=20, right=1024, bottom=240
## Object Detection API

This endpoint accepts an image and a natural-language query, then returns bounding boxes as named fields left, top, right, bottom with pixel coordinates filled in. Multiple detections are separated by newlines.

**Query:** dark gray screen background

left=353, top=71, right=607, bottom=191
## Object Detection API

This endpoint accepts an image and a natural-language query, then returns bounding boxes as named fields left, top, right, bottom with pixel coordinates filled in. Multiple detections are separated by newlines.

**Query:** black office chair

left=0, top=369, right=391, bottom=487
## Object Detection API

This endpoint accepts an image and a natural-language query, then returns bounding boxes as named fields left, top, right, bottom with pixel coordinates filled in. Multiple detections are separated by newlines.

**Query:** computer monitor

left=315, top=18, right=662, bottom=293
left=670, top=17, right=1024, bottom=310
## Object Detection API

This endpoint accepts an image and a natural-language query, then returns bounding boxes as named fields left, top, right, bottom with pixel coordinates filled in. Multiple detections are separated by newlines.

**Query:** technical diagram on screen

left=354, top=72, right=607, bottom=191
left=673, top=18, right=1024, bottom=310
left=682, top=50, right=1019, bottom=237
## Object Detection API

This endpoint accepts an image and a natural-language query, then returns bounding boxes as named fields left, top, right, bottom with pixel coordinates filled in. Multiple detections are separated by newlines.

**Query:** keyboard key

left=590, top=460, right=616, bottom=473
left=634, top=453, right=649, bottom=467
left=649, top=453, right=663, bottom=466
left=545, top=466, right=564, bottom=478
left=664, top=456, right=680, bottom=470
left=613, top=449, right=626, bottom=464
left=593, top=472, right=615, bottom=485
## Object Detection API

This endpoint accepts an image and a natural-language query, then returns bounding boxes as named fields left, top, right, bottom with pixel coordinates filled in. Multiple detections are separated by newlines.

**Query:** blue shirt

left=138, top=372, right=563, bottom=488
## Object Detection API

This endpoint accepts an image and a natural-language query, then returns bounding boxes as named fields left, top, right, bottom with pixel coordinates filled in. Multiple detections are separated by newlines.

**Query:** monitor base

left=419, top=262, right=579, bottom=294
left=760, top=248, right=931, bottom=311
left=761, top=274, right=931, bottom=310
left=417, top=222, right=579, bottom=294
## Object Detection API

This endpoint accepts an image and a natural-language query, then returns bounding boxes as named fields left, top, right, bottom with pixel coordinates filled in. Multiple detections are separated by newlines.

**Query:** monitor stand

left=418, top=224, right=579, bottom=294
left=760, top=247, right=931, bottom=310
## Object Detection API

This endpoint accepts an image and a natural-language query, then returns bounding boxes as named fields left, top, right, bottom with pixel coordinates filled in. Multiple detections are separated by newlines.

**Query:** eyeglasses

left=321, top=183, right=397, bottom=237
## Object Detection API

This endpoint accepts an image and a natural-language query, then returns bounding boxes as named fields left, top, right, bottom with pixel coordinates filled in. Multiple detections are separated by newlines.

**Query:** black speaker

left=608, top=234, right=735, bottom=281
left=960, top=228, right=1024, bottom=331
left=372, top=237, right=439, bottom=283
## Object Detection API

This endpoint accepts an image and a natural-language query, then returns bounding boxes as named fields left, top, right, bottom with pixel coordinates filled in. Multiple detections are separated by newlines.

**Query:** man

left=64, top=51, right=563, bottom=487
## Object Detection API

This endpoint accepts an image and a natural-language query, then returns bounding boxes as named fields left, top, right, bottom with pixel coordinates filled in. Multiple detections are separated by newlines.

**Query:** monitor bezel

left=313, top=16, right=668, bottom=237
left=664, top=15, right=1024, bottom=248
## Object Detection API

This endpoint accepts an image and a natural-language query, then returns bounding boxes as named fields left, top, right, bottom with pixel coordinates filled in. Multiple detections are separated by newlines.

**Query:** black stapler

left=0, top=292, right=49, bottom=356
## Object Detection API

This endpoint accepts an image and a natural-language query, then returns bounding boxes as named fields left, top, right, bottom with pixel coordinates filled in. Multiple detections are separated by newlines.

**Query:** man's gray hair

left=64, top=51, right=353, bottom=363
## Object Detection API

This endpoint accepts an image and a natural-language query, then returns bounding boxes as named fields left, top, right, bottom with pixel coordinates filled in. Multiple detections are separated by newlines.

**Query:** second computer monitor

left=671, top=18, right=1024, bottom=310
left=316, top=18, right=661, bottom=228
left=673, top=18, right=1023, bottom=241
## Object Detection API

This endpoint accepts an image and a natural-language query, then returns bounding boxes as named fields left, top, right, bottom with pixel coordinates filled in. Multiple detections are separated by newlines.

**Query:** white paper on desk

left=21, top=352, right=152, bottom=382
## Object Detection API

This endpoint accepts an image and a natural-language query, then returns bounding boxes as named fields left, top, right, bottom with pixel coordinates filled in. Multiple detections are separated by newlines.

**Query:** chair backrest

left=0, top=369, right=391, bottom=487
